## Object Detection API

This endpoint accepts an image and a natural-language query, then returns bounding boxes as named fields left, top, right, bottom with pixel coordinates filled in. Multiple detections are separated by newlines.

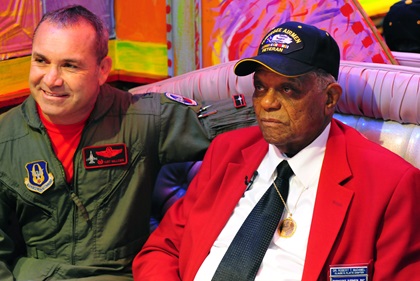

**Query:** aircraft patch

left=83, top=143, right=128, bottom=169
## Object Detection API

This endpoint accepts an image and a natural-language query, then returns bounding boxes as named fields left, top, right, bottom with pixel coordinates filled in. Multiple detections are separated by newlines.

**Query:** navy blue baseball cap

left=234, top=21, right=340, bottom=80
left=383, top=0, right=420, bottom=53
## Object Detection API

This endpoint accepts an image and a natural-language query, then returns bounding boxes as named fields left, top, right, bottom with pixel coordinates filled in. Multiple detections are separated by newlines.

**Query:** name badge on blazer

left=329, top=263, right=370, bottom=281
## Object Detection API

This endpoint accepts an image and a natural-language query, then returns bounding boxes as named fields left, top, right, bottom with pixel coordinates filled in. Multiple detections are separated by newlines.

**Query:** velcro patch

left=165, top=92, right=198, bottom=106
left=232, top=94, right=247, bottom=108
left=24, top=160, right=54, bottom=194
left=83, top=144, right=128, bottom=169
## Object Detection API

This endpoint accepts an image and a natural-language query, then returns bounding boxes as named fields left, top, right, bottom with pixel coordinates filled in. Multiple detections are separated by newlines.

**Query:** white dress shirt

left=194, top=124, right=330, bottom=281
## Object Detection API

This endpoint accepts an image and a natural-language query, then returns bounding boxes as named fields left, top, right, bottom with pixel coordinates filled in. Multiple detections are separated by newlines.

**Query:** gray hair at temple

left=33, top=5, right=109, bottom=64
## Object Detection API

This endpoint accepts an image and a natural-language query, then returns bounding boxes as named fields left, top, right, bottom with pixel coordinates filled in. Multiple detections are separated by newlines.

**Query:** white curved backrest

left=130, top=60, right=420, bottom=168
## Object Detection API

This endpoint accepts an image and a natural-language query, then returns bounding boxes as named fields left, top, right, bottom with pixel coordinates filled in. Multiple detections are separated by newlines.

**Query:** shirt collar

left=258, top=123, right=331, bottom=188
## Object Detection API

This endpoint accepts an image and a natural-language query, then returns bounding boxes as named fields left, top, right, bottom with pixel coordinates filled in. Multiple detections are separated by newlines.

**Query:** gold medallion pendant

left=278, top=217, right=296, bottom=238
left=273, top=171, right=308, bottom=239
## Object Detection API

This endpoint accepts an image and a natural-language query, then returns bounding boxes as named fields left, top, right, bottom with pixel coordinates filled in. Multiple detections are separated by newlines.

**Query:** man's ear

left=325, top=82, right=342, bottom=114
left=98, top=56, right=112, bottom=85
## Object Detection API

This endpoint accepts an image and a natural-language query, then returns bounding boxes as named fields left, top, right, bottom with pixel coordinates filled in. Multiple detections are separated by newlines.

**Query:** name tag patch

left=330, top=264, right=369, bottom=281
left=83, top=144, right=128, bottom=169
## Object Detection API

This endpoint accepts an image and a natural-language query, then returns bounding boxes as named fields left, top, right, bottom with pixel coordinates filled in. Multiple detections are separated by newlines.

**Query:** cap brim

left=234, top=54, right=316, bottom=77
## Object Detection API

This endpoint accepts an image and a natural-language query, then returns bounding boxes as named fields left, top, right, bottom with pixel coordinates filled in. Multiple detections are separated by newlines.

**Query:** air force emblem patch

left=24, top=161, right=54, bottom=194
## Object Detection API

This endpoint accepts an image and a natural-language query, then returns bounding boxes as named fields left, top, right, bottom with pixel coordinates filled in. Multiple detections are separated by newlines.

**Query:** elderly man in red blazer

left=133, top=21, right=420, bottom=281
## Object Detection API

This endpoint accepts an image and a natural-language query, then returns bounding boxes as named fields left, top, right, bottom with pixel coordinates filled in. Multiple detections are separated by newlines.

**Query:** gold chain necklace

left=273, top=181, right=307, bottom=238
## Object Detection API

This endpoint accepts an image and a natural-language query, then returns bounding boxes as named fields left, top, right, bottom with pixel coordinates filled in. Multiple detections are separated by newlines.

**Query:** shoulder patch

left=165, top=92, right=198, bottom=106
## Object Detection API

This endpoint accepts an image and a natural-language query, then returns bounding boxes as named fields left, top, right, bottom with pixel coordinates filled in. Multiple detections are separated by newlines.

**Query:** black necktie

left=211, top=161, right=294, bottom=280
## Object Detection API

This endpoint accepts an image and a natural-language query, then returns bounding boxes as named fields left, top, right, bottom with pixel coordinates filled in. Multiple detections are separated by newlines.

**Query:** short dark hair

left=33, top=5, right=109, bottom=63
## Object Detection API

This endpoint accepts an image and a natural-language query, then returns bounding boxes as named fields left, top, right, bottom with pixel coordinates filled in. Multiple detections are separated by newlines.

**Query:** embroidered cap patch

left=24, top=160, right=55, bottom=194
left=260, top=27, right=304, bottom=55
left=83, top=143, right=128, bottom=169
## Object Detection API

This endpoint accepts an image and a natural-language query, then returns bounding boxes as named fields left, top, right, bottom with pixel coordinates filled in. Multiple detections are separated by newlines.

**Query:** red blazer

left=133, top=119, right=420, bottom=280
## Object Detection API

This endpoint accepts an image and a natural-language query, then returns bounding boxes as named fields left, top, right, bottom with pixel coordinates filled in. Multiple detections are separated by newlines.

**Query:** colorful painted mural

left=114, top=0, right=168, bottom=79
left=0, top=0, right=402, bottom=108
left=201, top=0, right=396, bottom=67
left=0, top=1, right=41, bottom=60
left=360, top=0, right=399, bottom=16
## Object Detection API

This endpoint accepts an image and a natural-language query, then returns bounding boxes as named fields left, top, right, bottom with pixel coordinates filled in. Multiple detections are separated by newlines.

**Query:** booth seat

left=129, top=60, right=420, bottom=229
left=392, top=51, right=420, bottom=68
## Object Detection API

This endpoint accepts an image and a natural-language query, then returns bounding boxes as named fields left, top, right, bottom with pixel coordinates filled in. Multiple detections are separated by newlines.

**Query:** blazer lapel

left=205, top=138, right=268, bottom=238
left=302, top=120, right=354, bottom=280
left=191, top=138, right=268, bottom=274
